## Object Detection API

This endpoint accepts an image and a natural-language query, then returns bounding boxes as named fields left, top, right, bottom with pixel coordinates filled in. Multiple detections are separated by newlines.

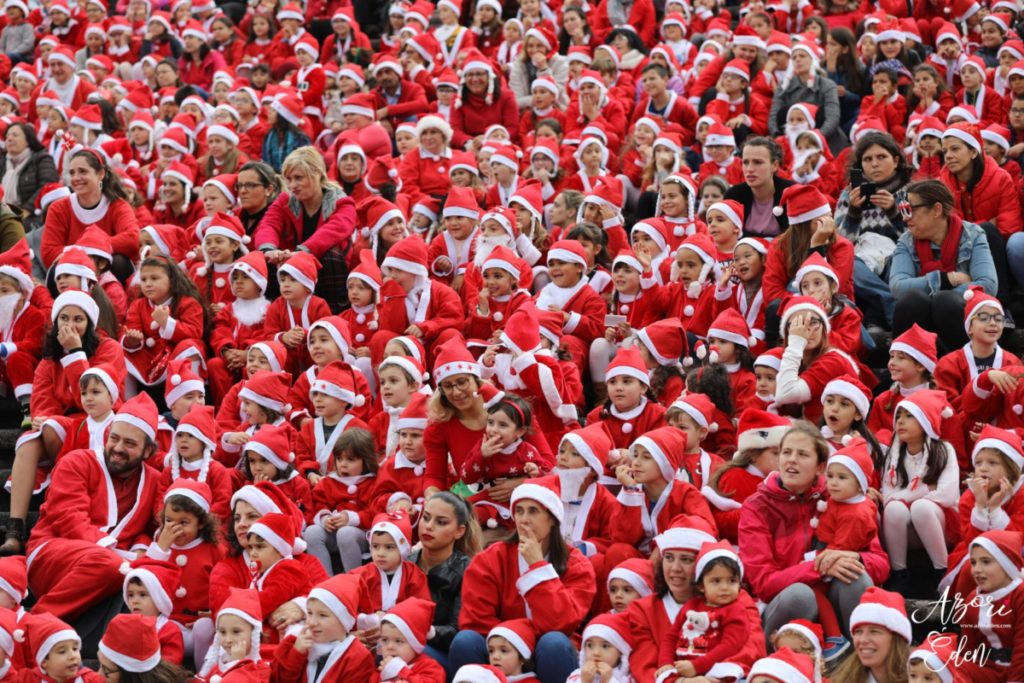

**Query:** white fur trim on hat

left=850, top=602, right=912, bottom=643
left=821, top=378, right=869, bottom=419
left=607, top=566, right=652, bottom=598
left=248, top=520, right=297, bottom=559
left=510, top=482, right=563, bottom=525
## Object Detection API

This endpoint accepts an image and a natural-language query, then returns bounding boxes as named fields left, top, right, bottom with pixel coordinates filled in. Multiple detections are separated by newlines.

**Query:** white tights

left=883, top=498, right=948, bottom=570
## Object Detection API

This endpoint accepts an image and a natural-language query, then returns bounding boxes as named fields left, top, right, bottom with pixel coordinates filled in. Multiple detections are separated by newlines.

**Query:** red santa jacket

left=591, top=0, right=655, bottom=45
left=157, top=617, right=184, bottom=666
left=450, top=90, right=521, bottom=148
left=287, top=364, right=372, bottom=427
left=704, top=93, right=770, bottom=136
left=121, top=296, right=205, bottom=383
left=377, top=279, right=464, bottom=347
left=939, top=348, right=1021, bottom=411
left=209, top=298, right=269, bottom=356
left=250, top=557, right=313, bottom=638
left=28, top=449, right=161, bottom=554
left=562, top=97, right=628, bottom=143
left=271, top=633, right=375, bottom=683
left=458, top=540, right=596, bottom=636
left=941, top=155, right=1023, bottom=238
left=1, top=300, right=44, bottom=361
left=658, top=596, right=751, bottom=677
left=698, top=158, right=744, bottom=186
left=962, top=580, right=1024, bottom=681
left=349, top=559, right=431, bottom=613
left=957, top=84, right=1004, bottom=128
left=145, top=539, right=224, bottom=625
left=585, top=399, right=666, bottom=451
left=815, top=496, right=878, bottom=552
left=208, top=553, right=327, bottom=614
left=40, top=195, right=139, bottom=269
left=706, top=465, right=767, bottom=544
left=190, top=262, right=236, bottom=308
left=859, top=93, right=908, bottom=142
left=629, top=93, right=699, bottom=144
left=309, top=473, right=377, bottom=529
left=156, top=456, right=235, bottom=523
left=377, top=652, right=446, bottom=683
left=338, top=305, right=378, bottom=348
left=762, top=237, right=855, bottom=304
left=459, top=438, right=550, bottom=485
left=199, top=658, right=269, bottom=683
left=945, top=487, right=1024, bottom=596
left=30, top=338, right=126, bottom=418
left=262, top=295, right=332, bottom=374
left=372, top=451, right=427, bottom=513
left=397, top=147, right=454, bottom=200
left=463, top=286, right=533, bottom=341
left=610, top=480, right=718, bottom=552
left=295, top=414, right=370, bottom=477
left=427, top=230, right=477, bottom=285
left=369, top=81, right=431, bottom=128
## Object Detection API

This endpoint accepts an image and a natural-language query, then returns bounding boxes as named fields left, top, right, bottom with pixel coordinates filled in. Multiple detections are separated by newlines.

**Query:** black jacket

left=0, top=148, right=58, bottom=213
left=724, top=174, right=795, bottom=237
left=409, top=548, right=470, bottom=650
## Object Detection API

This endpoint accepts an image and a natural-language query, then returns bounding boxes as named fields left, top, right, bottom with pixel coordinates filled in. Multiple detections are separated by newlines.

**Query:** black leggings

left=891, top=289, right=968, bottom=355
left=980, top=221, right=1011, bottom=302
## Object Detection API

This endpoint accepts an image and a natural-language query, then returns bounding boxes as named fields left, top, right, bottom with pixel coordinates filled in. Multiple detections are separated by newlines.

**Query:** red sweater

left=41, top=195, right=139, bottom=269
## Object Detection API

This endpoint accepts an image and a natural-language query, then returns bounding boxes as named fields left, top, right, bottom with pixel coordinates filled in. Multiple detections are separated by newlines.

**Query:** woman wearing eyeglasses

left=235, top=161, right=280, bottom=239
left=889, top=179, right=998, bottom=352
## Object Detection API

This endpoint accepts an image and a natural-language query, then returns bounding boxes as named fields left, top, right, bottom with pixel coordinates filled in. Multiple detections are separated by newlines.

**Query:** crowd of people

left=0, top=0, right=1019, bottom=681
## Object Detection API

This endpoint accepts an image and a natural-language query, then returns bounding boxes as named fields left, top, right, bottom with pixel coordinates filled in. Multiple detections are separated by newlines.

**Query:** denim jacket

left=888, top=218, right=997, bottom=297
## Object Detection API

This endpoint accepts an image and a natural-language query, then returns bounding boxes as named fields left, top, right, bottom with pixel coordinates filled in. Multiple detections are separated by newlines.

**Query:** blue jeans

left=449, top=630, right=576, bottom=683
left=1007, top=232, right=1024, bottom=289
left=853, top=257, right=895, bottom=327
left=423, top=645, right=451, bottom=681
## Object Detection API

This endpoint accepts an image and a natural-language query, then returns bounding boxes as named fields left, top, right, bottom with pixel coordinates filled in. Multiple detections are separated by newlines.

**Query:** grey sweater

left=0, top=22, right=34, bottom=57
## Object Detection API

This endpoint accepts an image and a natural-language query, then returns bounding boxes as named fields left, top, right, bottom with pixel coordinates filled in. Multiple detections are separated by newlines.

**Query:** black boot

left=0, top=518, right=24, bottom=556
left=885, top=568, right=911, bottom=597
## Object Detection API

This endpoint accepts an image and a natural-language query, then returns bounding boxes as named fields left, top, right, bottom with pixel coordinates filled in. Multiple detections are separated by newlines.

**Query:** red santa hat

left=453, top=665, right=508, bottom=683
left=537, top=309, right=563, bottom=347
left=442, top=186, right=481, bottom=221
left=243, top=423, right=295, bottom=472
left=308, top=574, right=361, bottom=631
left=249, top=512, right=306, bottom=559
left=676, top=233, right=717, bottom=299
left=230, top=250, right=269, bottom=294
left=827, top=437, right=873, bottom=495
left=510, top=181, right=544, bottom=223
left=164, top=358, right=204, bottom=408
left=607, top=557, right=654, bottom=598
left=238, top=370, right=291, bottom=415
left=229, top=481, right=303, bottom=530
left=275, top=2, right=303, bottom=20
left=735, top=409, right=790, bottom=453
left=636, top=317, right=688, bottom=366
left=380, top=598, right=435, bottom=662
left=916, top=115, right=946, bottom=140
left=383, top=235, right=429, bottom=279
left=657, top=174, right=697, bottom=227
left=695, top=539, right=743, bottom=581
left=248, top=341, right=287, bottom=374
left=499, top=304, right=541, bottom=355
left=963, top=284, right=1004, bottom=332
left=773, top=184, right=830, bottom=225
left=310, top=361, right=365, bottom=408
left=0, top=557, right=26, bottom=606
left=26, top=613, right=80, bottom=671
left=605, top=346, right=650, bottom=387
left=731, top=23, right=765, bottom=49
left=99, top=614, right=161, bottom=674
left=788, top=103, right=818, bottom=126
left=170, top=404, right=216, bottom=475
left=706, top=308, right=757, bottom=353
left=654, top=516, right=717, bottom=553
left=970, top=530, right=1024, bottom=581
left=35, top=182, right=71, bottom=216
left=944, top=121, right=982, bottom=152
left=347, top=250, right=383, bottom=305
left=546, top=240, right=588, bottom=269
left=163, top=477, right=213, bottom=516
left=735, top=235, right=770, bottom=257
left=631, top=426, right=688, bottom=482
left=889, top=323, right=937, bottom=373
left=821, top=374, right=871, bottom=421
left=875, top=19, right=904, bottom=43
left=0, top=240, right=32, bottom=293
left=895, top=388, right=953, bottom=440
left=122, top=557, right=183, bottom=616
left=51, top=290, right=100, bottom=328
left=55, top=248, right=97, bottom=286
left=140, top=225, right=187, bottom=263
left=747, top=648, right=816, bottom=683
left=612, top=249, right=644, bottom=277
left=210, top=587, right=262, bottom=670
left=579, top=612, right=632, bottom=672
left=779, top=295, right=831, bottom=334
left=277, top=251, right=320, bottom=292
left=201, top=173, right=238, bottom=208
left=486, top=619, right=534, bottom=661
left=371, top=509, right=414, bottom=557
left=704, top=121, right=736, bottom=148
left=982, top=124, right=1011, bottom=152
left=908, top=633, right=965, bottom=683
left=308, top=316, right=353, bottom=358
left=670, top=393, right=719, bottom=434
left=850, top=587, right=913, bottom=642
left=112, top=392, right=159, bottom=442
left=629, top=220, right=668, bottom=257
left=341, top=93, right=376, bottom=121
left=793, top=253, right=838, bottom=289
left=389, top=336, right=427, bottom=365
left=973, top=424, right=1024, bottom=471
left=489, top=144, right=522, bottom=173
left=270, top=94, right=305, bottom=127
left=48, top=46, right=76, bottom=69
left=706, top=200, right=744, bottom=231
left=510, top=477, right=564, bottom=525
left=481, top=245, right=526, bottom=286
left=396, top=392, right=429, bottom=433
left=433, top=338, right=481, bottom=384
left=560, top=422, right=613, bottom=477
left=777, top=620, right=824, bottom=660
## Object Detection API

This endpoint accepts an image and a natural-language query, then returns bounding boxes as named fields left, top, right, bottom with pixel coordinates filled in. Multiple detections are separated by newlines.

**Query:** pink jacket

left=737, top=472, right=890, bottom=602
left=252, top=189, right=357, bottom=259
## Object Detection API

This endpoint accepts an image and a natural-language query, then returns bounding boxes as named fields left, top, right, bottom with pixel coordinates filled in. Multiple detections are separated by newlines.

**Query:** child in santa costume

left=585, top=346, right=666, bottom=458
left=19, top=612, right=104, bottom=683
left=463, top=241, right=533, bottom=343
left=906, top=633, right=968, bottom=683
left=461, top=396, right=552, bottom=529
left=771, top=620, right=824, bottom=679
left=294, top=361, right=371, bottom=480
left=485, top=619, right=538, bottom=683
left=121, top=557, right=187, bottom=666
left=214, top=342, right=289, bottom=435
left=702, top=200, right=742, bottom=272
left=609, top=427, right=718, bottom=556
left=156, top=359, right=207, bottom=455
left=698, top=121, right=744, bottom=186
left=428, top=186, right=481, bottom=289
left=746, top=647, right=817, bottom=683
left=349, top=510, right=431, bottom=614
left=287, top=316, right=373, bottom=428
left=372, top=393, right=430, bottom=515
left=868, top=324, right=937, bottom=436
left=534, top=240, right=605, bottom=373
left=658, top=233, right=719, bottom=336
left=941, top=425, right=1024, bottom=599
left=97, top=614, right=177, bottom=683
left=244, top=513, right=314, bottom=644
left=240, top=425, right=312, bottom=521
left=453, top=665, right=509, bottom=683
left=818, top=375, right=876, bottom=451
left=705, top=409, right=790, bottom=543
left=207, top=250, right=271, bottom=403
left=663, top=393, right=725, bottom=491
left=121, top=254, right=207, bottom=389
left=793, top=253, right=864, bottom=357
left=565, top=612, right=633, bottom=683
left=702, top=309, right=758, bottom=412
left=378, top=599, right=446, bottom=682
left=304, top=428, right=379, bottom=574
left=654, top=174, right=705, bottom=249
left=217, top=370, right=294, bottom=468
left=574, top=178, right=630, bottom=256
left=188, top=212, right=250, bottom=310
left=196, top=587, right=271, bottom=683
left=52, top=244, right=125, bottom=328
left=374, top=235, right=464, bottom=358
left=340, top=251, right=383, bottom=392
left=712, top=236, right=768, bottom=354
left=935, top=286, right=1020, bottom=406
left=606, top=558, right=654, bottom=615
left=0, top=609, right=20, bottom=681
left=881, top=390, right=961, bottom=598
left=145, top=480, right=225, bottom=657
left=630, top=318, right=688, bottom=407
left=0, top=241, right=46, bottom=423
left=368, top=354, right=428, bottom=458
left=270, top=574, right=376, bottom=683
left=262, top=251, right=332, bottom=376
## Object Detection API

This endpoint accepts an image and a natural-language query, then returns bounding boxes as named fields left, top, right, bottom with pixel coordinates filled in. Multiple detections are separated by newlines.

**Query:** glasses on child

left=974, top=312, right=1006, bottom=325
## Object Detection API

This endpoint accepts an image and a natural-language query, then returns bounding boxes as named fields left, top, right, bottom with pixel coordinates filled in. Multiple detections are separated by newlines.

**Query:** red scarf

left=914, top=214, right=963, bottom=274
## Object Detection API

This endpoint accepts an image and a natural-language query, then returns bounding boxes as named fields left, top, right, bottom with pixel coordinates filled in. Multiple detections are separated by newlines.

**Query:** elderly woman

left=450, top=54, right=520, bottom=149
left=398, top=115, right=456, bottom=200
left=253, top=146, right=356, bottom=310
left=889, top=179, right=997, bottom=350
left=449, top=480, right=595, bottom=683
left=768, top=40, right=847, bottom=154
left=0, top=123, right=58, bottom=216
left=508, top=27, right=569, bottom=110
left=834, top=131, right=912, bottom=329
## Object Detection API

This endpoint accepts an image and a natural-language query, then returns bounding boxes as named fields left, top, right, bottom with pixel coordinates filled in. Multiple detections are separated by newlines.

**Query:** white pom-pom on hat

left=354, top=395, right=366, bottom=408
left=487, top=518, right=497, bottom=528
left=682, top=356, right=694, bottom=367
left=176, top=555, right=188, bottom=566
left=620, top=304, right=629, bottom=313
left=708, top=421, right=719, bottom=433
left=695, top=343, right=707, bottom=360
left=355, top=333, right=365, bottom=343
left=673, top=225, right=684, bottom=237
left=622, top=422, right=633, bottom=434
left=170, top=374, right=182, bottom=386
left=493, top=312, right=503, bottom=322
left=145, top=338, right=156, bottom=348
left=941, top=406, right=954, bottom=419
left=1014, top=404, right=1023, bottom=415
left=964, top=288, right=975, bottom=301
left=186, top=250, right=197, bottom=260
left=684, top=305, right=694, bottom=316
left=119, top=561, right=131, bottom=575
left=175, top=587, right=187, bottom=598
left=215, top=277, right=226, bottom=288
left=427, top=625, right=437, bottom=640
left=772, top=206, right=784, bottom=217
left=748, top=335, right=759, bottom=347
left=242, top=235, right=251, bottom=245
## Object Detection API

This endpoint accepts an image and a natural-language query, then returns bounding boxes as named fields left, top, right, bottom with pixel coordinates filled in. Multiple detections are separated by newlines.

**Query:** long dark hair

left=508, top=520, right=570, bottom=575
left=685, top=365, right=733, bottom=418
left=558, top=7, right=590, bottom=53
left=905, top=64, right=948, bottom=113
left=138, top=255, right=212, bottom=332
left=246, top=12, right=278, bottom=43
left=162, top=493, right=221, bottom=544
left=888, top=419, right=949, bottom=488
left=69, top=149, right=130, bottom=203
left=6, top=122, right=44, bottom=152
left=96, top=99, right=122, bottom=135
left=606, top=27, right=647, bottom=55
left=851, top=131, right=912, bottom=187
left=42, top=314, right=101, bottom=360
left=827, top=28, right=864, bottom=92
left=566, top=221, right=610, bottom=269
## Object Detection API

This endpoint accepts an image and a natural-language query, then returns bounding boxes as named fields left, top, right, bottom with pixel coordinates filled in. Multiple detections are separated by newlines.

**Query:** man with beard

left=368, top=56, right=430, bottom=134
left=26, top=393, right=162, bottom=622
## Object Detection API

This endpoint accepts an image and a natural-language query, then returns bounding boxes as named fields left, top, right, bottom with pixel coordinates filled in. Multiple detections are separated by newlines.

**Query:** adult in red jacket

left=627, top=518, right=767, bottom=683
left=369, top=57, right=431, bottom=131
left=450, top=53, right=520, bottom=148
left=398, top=115, right=456, bottom=200
left=450, top=480, right=596, bottom=683
left=940, top=123, right=1022, bottom=239
left=738, top=422, right=890, bottom=641
left=589, top=0, right=656, bottom=46
left=40, top=150, right=139, bottom=274
left=27, top=395, right=163, bottom=621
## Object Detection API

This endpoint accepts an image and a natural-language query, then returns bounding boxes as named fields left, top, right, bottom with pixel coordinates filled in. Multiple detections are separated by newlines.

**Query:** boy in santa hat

left=463, top=228, right=534, bottom=340
left=208, top=251, right=271, bottom=403
left=19, top=612, right=103, bottom=683
left=428, top=186, right=481, bottom=291
left=157, top=358, right=207, bottom=455
left=664, top=393, right=726, bottom=491
left=368, top=351, right=428, bottom=456
left=97, top=614, right=171, bottom=683
left=372, top=393, right=430, bottom=514
left=868, top=324, right=937, bottom=436
left=534, top=240, right=605, bottom=376
left=349, top=510, right=431, bottom=615
left=486, top=619, right=538, bottom=683
left=295, top=361, right=371, bottom=481
left=585, top=346, right=666, bottom=459
left=378, top=597, right=446, bottom=682
left=214, top=341, right=288, bottom=434
left=341, top=251, right=383, bottom=391
left=217, top=370, right=294, bottom=468
left=197, top=587, right=270, bottom=683
left=262, top=251, right=332, bottom=376
left=271, top=575, right=376, bottom=683
left=244, top=513, right=314, bottom=645
left=122, top=557, right=187, bottom=665
left=0, top=240, right=46, bottom=426
left=746, top=647, right=817, bottom=683
left=606, top=558, right=654, bottom=614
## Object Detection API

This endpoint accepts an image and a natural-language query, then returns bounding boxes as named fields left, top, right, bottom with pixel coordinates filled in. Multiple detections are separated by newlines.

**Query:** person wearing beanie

left=349, top=510, right=431, bottom=613
left=881, top=389, right=961, bottom=597
left=867, top=324, right=938, bottom=437
left=261, top=250, right=332, bottom=376
left=455, top=479, right=598, bottom=683
left=26, top=394, right=163, bottom=621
